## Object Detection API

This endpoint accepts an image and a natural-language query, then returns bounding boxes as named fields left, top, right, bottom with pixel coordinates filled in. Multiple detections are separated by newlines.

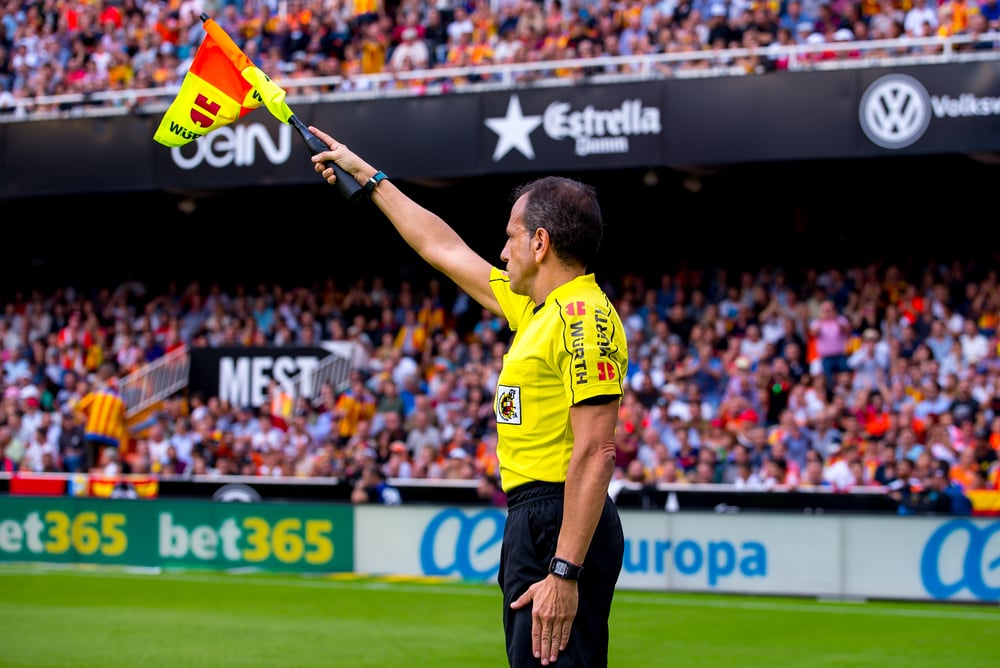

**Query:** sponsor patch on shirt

left=562, top=300, right=617, bottom=388
left=495, top=384, right=521, bottom=425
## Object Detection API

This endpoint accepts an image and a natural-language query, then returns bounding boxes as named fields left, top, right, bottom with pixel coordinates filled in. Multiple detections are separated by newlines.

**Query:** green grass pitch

left=1, top=564, right=998, bottom=667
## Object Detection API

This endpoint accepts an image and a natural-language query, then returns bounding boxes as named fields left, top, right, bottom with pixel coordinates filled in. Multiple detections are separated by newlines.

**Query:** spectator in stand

left=729, top=456, right=766, bottom=488
left=959, top=317, right=990, bottom=366
left=15, top=385, right=44, bottom=441
left=982, top=0, right=1000, bottom=28
left=949, top=376, right=981, bottom=426
left=2, top=345, right=32, bottom=387
left=847, top=328, right=890, bottom=392
left=760, top=455, right=796, bottom=488
left=914, top=379, right=953, bottom=422
left=971, top=426, right=999, bottom=480
left=166, top=415, right=198, bottom=468
left=779, top=0, right=809, bottom=32
left=0, top=424, right=17, bottom=472
left=872, top=438, right=901, bottom=486
left=760, top=356, right=794, bottom=427
left=923, top=317, right=955, bottom=364
left=421, top=7, right=450, bottom=65
left=737, top=322, right=769, bottom=368
left=809, top=298, right=853, bottom=388
left=20, top=424, right=60, bottom=472
left=950, top=444, right=981, bottom=489
left=892, top=459, right=972, bottom=515
left=937, top=0, right=980, bottom=36
left=91, top=440, right=122, bottom=475
left=332, top=370, right=377, bottom=446
left=74, top=361, right=128, bottom=471
left=57, top=407, right=86, bottom=473
left=823, top=441, right=861, bottom=491
left=905, top=0, right=940, bottom=36
left=767, top=408, right=813, bottom=472
left=351, top=464, right=403, bottom=504
left=799, top=449, right=829, bottom=488
left=384, top=440, right=413, bottom=478
left=892, top=423, right=923, bottom=463
left=401, top=403, right=440, bottom=452
left=388, top=25, right=431, bottom=72
left=854, top=388, right=892, bottom=441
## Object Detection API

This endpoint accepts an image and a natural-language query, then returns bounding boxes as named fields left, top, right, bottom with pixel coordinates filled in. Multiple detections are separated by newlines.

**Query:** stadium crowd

left=2, top=0, right=1000, bottom=113
left=1, top=254, right=999, bottom=508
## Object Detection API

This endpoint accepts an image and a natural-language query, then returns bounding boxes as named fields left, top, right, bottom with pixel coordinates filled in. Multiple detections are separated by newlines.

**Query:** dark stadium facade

left=2, top=61, right=999, bottom=295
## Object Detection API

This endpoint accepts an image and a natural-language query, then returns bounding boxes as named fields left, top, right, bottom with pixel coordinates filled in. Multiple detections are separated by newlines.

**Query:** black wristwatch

left=360, top=170, right=388, bottom=199
left=549, top=557, right=583, bottom=581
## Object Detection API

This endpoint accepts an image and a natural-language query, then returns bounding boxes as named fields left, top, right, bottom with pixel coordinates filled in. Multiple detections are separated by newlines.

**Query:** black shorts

left=499, top=481, right=624, bottom=668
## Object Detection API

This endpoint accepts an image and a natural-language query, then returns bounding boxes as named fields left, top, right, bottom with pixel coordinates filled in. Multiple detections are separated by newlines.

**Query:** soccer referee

left=310, top=126, right=629, bottom=667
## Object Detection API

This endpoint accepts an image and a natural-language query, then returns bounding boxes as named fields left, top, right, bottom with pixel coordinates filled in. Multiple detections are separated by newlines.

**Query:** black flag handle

left=289, top=115, right=365, bottom=202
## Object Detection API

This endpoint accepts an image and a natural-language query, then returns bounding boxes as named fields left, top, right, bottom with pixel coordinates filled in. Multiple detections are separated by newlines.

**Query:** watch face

left=553, top=561, right=569, bottom=577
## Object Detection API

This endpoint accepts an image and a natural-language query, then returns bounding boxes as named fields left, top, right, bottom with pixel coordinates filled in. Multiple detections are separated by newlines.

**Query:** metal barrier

left=119, top=345, right=191, bottom=418
left=298, top=351, right=353, bottom=399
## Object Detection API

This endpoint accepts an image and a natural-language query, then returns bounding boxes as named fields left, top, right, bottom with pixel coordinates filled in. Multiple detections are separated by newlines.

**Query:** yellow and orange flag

left=153, top=13, right=293, bottom=147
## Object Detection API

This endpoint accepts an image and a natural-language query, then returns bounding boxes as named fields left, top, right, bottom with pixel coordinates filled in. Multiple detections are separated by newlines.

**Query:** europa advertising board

left=351, top=506, right=1000, bottom=603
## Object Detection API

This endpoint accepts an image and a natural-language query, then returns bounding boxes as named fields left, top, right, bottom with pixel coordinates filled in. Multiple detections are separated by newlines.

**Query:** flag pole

left=288, top=115, right=364, bottom=202
left=197, top=14, right=364, bottom=202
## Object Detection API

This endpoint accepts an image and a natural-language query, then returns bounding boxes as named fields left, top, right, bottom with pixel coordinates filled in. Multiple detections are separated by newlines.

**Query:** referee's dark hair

left=513, top=176, right=603, bottom=269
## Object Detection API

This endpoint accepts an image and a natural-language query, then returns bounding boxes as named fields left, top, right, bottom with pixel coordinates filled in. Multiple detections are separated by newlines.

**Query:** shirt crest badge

left=495, top=384, right=521, bottom=425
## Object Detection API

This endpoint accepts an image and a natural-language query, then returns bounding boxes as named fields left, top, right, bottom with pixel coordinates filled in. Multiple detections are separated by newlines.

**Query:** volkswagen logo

left=212, top=483, right=262, bottom=503
left=859, top=74, right=931, bottom=149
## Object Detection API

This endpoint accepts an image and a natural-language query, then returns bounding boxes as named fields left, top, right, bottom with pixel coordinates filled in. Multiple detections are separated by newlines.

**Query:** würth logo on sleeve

left=565, top=301, right=586, bottom=316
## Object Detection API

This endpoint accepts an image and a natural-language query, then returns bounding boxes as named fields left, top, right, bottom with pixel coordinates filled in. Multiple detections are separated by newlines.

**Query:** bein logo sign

left=171, top=122, right=293, bottom=169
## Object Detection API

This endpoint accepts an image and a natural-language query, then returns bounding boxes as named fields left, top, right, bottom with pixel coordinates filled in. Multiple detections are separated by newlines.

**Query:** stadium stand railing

left=291, top=350, right=354, bottom=402
left=1, top=31, right=998, bottom=122
left=120, top=345, right=190, bottom=419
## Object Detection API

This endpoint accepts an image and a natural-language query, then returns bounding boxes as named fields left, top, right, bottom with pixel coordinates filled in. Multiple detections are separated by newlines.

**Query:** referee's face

left=501, top=196, right=536, bottom=296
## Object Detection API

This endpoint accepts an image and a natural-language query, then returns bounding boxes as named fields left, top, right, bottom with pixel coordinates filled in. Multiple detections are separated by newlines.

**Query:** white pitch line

left=2, top=563, right=998, bottom=621
left=611, top=592, right=1000, bottom=621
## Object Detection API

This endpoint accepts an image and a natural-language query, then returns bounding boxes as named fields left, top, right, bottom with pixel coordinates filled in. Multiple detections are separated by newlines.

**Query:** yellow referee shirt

left=490, top=267, right=629, bottom=492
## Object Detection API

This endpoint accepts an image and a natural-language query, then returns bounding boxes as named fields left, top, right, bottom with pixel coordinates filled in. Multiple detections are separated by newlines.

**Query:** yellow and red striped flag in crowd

left=153, top=13, right=293, bottom=147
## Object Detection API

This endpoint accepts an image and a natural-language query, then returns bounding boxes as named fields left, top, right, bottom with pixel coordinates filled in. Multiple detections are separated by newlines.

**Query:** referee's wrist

left=549, top=556, right=583, bottom=581
left=361, top=170, right=388, bottom=199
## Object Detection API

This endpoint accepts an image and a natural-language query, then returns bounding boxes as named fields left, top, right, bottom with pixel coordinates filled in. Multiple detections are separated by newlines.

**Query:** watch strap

left=549, top=557, right=583, bottom=581
left=361, top=170, right=387, bottom=199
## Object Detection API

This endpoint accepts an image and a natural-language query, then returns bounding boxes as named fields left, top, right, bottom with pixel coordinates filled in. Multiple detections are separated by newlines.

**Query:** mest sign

left=188, top=346, right=343, bottom=408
